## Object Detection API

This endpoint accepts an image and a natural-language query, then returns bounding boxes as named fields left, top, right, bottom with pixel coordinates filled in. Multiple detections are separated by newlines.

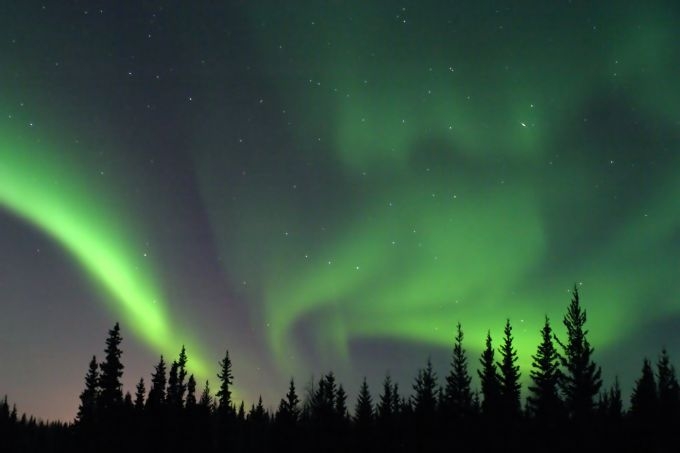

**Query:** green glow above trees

left=0, top=134, right=210, bottom=380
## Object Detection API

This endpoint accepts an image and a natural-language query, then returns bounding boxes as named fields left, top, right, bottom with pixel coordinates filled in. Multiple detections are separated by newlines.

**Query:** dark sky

left=0, top=1, right=679, bottom=421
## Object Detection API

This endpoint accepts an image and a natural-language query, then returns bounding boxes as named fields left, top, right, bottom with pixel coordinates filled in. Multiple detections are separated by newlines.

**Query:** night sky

left=1, top=1, right=679, bottom=422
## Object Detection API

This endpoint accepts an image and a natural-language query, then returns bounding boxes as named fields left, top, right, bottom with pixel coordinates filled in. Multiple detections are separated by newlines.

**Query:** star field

left=0, top=1, right=679, bottom=421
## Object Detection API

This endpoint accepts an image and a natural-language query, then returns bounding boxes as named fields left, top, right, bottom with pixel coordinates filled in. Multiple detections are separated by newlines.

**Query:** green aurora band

left=0, top=132, right=210, bottom=380
left=196, top=1, right=680, bottom=378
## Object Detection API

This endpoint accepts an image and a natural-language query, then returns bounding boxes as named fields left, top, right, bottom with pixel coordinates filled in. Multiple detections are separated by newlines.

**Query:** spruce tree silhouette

left=412, top=358, right=438, bottom=421
left=123, top=392, right=133, bottom=409
left=274, top=378, right=300, bottom=450
left=630, top=358, right=658, bottom=422
left=656, top=348, right=680, bottom=423
left=185, top=374, right=197, bottom=408
left=336, top=384, right=349, bottom=420
left=98, top=323, right=124, bottom=412
left=354, top=377, right=374, bottom=427
left=556, top=285, right=602, bottom=422
left=478, top=331, right=501, bottom=420
left=607, top=376, right=623, bottom=420
left=354, top=377, right=374, bottom=451
left=249, top=396, right=267, bottom=424
left=198, top=380, right=212, bottom=410
left=216, top=349, right=234, bottom=416
left=277, top=378, right=300, bottom=423
left=527, top=316, right=562, bottom=422
left=77, top=356, right=100, bottom=424
left=412, top=357, right=438, bottom=449
left=497, top=319, right=521, bottom=419
left=146, top=356, right=167, bottom=409
left=377, top=375, right=394, bottom=421
left=375, top=374, right=399, bottom=451
left=167, top=360, right=180, bottom=408
left=133, top=378, right=145, bottom=410
left=10, top=294, right=680, bottom=453
left=598, top=376, right=622, bottom=422
left=237, top=401, right=246, bottom=421
left=335, top=383, right=350, bottom=450
left=444, top=322, right=474, bottom=421
left=311, top=372, right=337, bottom=422
left=177, top=346, right=188, bottom=404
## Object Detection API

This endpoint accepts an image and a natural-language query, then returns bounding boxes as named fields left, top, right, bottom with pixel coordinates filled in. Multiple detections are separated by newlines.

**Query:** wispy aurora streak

left=0, top=134, right=209, bottom=378
left=195, top=1, right=680, bottom=378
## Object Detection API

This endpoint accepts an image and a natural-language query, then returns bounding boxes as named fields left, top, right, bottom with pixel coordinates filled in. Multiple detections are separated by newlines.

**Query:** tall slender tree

left=98, top=323, right=124, bottom=411
left=354, top=377, right=374, bottom=426
left=497, top=319, right=521, bottom=419
left=146, top=356, right=167, bottom=409
left=528, top=316, right=562, bottom=420
left=412, top=358, right=438, bottom=420
left=556, top=286, right=602, bottom=421
left=377, top=375, right=394, bottom=421
left=248, top=396, right=267, bottom=424
left=277, top=378, right=300, bottom=423
left=336, top=384, right=349, bottom=421
left=77, top=356, right=100, bottom=424
left=177, top=346, right=188, bottom=404
left=630, top=358, right=657, bottom=422
left=216, top=350, right=234, bottom=415
left=311, top=372, right=337, bottom=421
left=479, top=331, right=501, bottom=419
left=167, top=361, right=180, bottom=407
left=656, top=348, right=680, bottom=423
left=134, top=378, right=145, bottom=410
left=599, top=376, right=622, bottom=420
left=198, top=380, right=213, bottom=411
left=185, top=375, right=197, bottom=408
left=444, top=322, right=474, bottom=420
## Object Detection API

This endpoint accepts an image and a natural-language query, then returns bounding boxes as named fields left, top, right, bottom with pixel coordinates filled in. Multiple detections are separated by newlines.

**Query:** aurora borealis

left=0, top=1, right=679, bottom=421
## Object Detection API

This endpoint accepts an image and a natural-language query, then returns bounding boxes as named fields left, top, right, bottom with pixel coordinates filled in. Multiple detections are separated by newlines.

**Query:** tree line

left=1, top=285, right=678, bottom=452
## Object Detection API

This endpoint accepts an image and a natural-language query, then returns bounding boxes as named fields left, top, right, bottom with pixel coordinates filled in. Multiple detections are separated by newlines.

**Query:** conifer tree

left=608, top=376, right=623, bottom=419
left=354, top=377, right=374, bottom=426
left=167, top=361, right=180, bottom=407
left=198, top=380, right=212, bottom=409
left=237, top=401, right=246, bottom=421
left=312, top=372, right=337, bottom=420
left=185, top=375, right=197, bottom=408
left=630, top=358, right=657, bottom=421
left=390, top=383, right=402, bottom=417
left=277, top=378, right=300, bottom=423
left=177, top=346, right=188, bottom=404
left=656, top=348, right=680, bottom=422
left=1, top=395, right=9, bottom=421
left=146, top=355, right=167, bottom=409
left=77, top=356, right=100, bottom=423
left=557, top=286, right=602, bottom=421
left=98, top=323, right=124, bottom=411
left=123, top=392, right=133, bottom=411
left=412, top=358, right=438, bottom=420
left=377, top=375, right=394, bottom=421
left=444, top=322, right=473, bottom=420
left=249, top=396, right=267, bottom=424
left=216, top=350, right=234, bottom=415
left=478, top=331, right=501, bottom=419
left=498, top=319, right=521, bottom=419
left=599, top=377, right=622, bottom=420
left=134, top=378, right=145, bottom=410
left=528, top=316, right=562, bottom=420
left=336, top=384, right=348, bottom=420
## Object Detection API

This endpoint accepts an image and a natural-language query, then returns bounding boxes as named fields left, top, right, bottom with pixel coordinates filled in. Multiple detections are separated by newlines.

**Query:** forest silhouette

left=1, top=286, right=678, bottom=452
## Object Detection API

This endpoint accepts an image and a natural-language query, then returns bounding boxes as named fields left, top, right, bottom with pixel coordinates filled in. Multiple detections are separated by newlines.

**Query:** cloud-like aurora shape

left=0, top=132, right=210, bottom=379
left=194, top=1, right=680, bottom=382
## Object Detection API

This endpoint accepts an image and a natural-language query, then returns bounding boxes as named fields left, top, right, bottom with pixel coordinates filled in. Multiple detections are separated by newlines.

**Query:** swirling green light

left=0, top=131, right=209, bottom=379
